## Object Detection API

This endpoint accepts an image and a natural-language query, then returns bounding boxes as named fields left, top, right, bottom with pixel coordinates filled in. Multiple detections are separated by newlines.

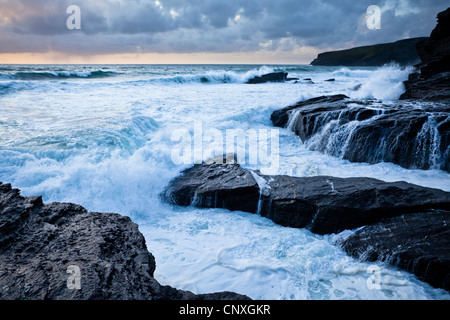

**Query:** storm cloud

left=0, top=0, right=448, bottom=60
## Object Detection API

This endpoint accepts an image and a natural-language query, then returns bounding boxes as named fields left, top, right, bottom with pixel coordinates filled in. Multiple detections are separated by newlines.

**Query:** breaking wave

left=0, top=70, right=119, bottom=80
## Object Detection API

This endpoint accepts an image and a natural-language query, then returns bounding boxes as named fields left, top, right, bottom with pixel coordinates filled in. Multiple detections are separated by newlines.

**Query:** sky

left=0, top=0, right=448, bottom=64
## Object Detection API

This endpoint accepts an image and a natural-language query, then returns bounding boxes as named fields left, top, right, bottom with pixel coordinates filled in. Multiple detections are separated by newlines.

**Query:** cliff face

left=416, top=8, right=450, bottom=67
left=0, top=182, right=249, bottom=300
left=310, top=38, right=426, bottom=67
left=400, top=7, right=450, bottom=102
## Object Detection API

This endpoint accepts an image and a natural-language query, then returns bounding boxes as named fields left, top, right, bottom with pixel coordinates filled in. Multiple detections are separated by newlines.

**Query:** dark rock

left=271, top=95, right=450, bottom=173
left=324, top=78, right=336, bottom=82
left=271, top=95, right=349, bottom=128
left=310, top=38, right=426, bottom=67
left=401, top=8, right=450, bottom=102
left=247, top=72, right=290, bottom=84
left=164, top=163, right=450, bottom=235
left=301, top=78, right=315, bottom=83
left=416, top=8, right=450, bottom=67
left=400, top=70, right=450, bottom=102
left=163, top=163, right=260, bottom=214
left=335, top=210, right=450, bottom=292
left=0, top=182, right=249, bottom=300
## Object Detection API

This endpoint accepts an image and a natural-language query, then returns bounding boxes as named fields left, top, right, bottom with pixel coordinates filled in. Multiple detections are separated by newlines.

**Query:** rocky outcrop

left=164, top=162, right=450, bottom=291
left=247, top=72, right=298, bottom=84
left=271, top=95, right=450, bottom=173
left=400, top=8, right=450, bottom=102
left=336, top=210, right=450, bottom=292
left=164, top=162, right=260, bottom=214
left=0, top=182, right=249, bottom=300
left=310, top=38, right=426, bottom=67
left=164, top=163, right=450, bottom=235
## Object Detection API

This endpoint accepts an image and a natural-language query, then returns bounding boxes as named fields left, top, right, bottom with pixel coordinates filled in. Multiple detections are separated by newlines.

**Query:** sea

left=1, top=64, right=449, bottom=300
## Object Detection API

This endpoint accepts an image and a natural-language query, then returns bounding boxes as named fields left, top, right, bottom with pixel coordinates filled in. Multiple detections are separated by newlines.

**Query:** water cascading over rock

left=271, top=95, right=450, bottom=172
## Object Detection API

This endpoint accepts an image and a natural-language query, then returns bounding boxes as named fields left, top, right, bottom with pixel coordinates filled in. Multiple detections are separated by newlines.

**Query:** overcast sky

left=0, top=0, right=448, bottom=63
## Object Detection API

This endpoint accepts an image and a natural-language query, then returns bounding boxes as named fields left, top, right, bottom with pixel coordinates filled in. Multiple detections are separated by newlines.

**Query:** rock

left=271, top=95, right=348, bottom=129
left=310, top=38, right=426, bottom=67
left=400, top=8, right=450, bottom=102
left=163, top=163, right=260, bottom=214
left=0, top=182, right=249, bottom=300
left=335, top=210, right=450, bottom=292
left=271, top=95, right=450, bottom=173
left=416, top=8, right=450, bottom=69
left=164, top=163, right=450, bottom=235
left=400, top=70, right=450, bottom=102
left=324, top=78, right=335, bottom=82
left=247, top=72, right=292, bottom=84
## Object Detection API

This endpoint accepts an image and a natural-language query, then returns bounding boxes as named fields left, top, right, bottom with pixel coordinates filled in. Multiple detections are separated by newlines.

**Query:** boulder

left=271, top=95, right=450, bottom=173
left=0, top=182, right=249, bottom=300
left=336, top=210, right=450, bottom=292
left=164, top=163, right=450, bottom=235
left=163, top=163, right=260, bottom=214
left=247, top=72, right=297, bottom=84
left=164, top=162, right=450, bottom=291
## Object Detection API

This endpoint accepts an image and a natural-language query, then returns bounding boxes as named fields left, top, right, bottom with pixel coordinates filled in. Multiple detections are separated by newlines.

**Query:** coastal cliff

left=400, top=7, right=450, bottom=102
left=310, top=38, right=426, bottom=67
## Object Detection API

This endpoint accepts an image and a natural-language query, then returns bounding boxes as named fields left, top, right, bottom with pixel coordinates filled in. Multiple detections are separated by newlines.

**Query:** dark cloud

left=0, top=0, right=448, bottom=57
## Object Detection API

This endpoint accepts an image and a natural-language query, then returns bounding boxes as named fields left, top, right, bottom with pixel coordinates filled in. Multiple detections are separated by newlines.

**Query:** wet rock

left=335, top=210, right=450, bottom=292
left=164, top=163, right=450, bottom=235
left=165, top=163, right=450, bottom=290
left=271, top=95, right=450, bottom=173
left=401, top=8, right=450, bottom=102
left=247, top=72, right=298, bottom=84
left=163, top=163, right=260, bottom=214
left=0, top=182, right=249, bottom=300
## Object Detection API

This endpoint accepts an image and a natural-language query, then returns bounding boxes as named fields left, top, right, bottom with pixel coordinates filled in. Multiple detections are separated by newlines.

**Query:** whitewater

left=0, top=64, right=449, bottom=300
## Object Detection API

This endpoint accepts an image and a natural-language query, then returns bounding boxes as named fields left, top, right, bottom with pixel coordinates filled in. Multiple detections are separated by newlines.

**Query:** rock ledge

left=0, top=182, right=249, bottom=300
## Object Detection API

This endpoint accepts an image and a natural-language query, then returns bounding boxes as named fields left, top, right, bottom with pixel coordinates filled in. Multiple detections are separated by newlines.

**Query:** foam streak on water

left=1, top=64, right=449, bottom=300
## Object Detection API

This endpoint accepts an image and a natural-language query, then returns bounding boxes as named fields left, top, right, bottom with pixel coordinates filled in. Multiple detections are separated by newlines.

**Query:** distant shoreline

left=310, top=37, right=427, bottom=67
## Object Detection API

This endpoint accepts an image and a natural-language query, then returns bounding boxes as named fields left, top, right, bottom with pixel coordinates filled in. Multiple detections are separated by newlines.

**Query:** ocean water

left=1, top=64, right=449, bottom=300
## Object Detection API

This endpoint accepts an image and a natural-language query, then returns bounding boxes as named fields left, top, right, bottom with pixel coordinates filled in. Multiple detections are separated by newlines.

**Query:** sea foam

left=1, top=64, right=448, bottom=300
